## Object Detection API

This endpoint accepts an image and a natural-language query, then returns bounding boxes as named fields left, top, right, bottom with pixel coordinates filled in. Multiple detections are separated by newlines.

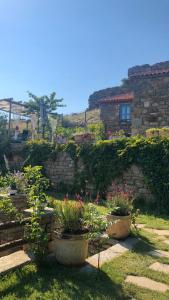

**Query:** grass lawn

left=1, top=202, right=169, bottom=300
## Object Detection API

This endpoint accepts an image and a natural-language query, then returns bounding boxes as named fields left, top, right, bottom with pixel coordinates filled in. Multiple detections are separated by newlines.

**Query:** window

left=119, top=103, right=131, bottom=122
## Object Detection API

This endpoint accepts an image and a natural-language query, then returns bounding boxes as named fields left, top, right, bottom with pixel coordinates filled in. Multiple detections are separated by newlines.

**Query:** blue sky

left=0, top=0, right=169, bottom=114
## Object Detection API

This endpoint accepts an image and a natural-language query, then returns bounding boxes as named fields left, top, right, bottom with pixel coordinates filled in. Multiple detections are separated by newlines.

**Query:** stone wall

left=45, top=152, right=75, bottom=189
left=88, top=85, right=130, bottom=110
left=100, top=102, right=132, bottom=135
left=44, top=152, right=153, bottom=202
left=131, top=75, right=169, bottom=135
left=89, top=61, right=169, bottom=135
left=0, top=208, right=55, bottom=257
left=107, top=165, right=153, bottom=202
left=7, top=143, right=25, bottom=170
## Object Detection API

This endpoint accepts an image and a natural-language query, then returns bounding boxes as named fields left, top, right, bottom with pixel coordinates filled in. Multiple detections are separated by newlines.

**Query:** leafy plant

left=55, top=200, right=85, bottom=234
left=24, top=166, right=50, bottom=264
left=0, top=196, right=23, bottom=221
left=0, top=138, right=10, bottom=174
left=0, top=114, right=7, bottom=132
left=0, top=166, right=50, bottom=264
left=55, top=200, right=107, bottom=237
left=107, top=192, right=133, bottom=216
left=6, top=172, right=27, bottom=193
left=24, top=139, right=54, bottom=166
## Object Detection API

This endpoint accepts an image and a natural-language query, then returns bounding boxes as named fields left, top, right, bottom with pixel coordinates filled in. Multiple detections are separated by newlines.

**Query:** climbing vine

left=22, top=136, right=169, bottom=212
left=0, top=138, right=10, bottom=174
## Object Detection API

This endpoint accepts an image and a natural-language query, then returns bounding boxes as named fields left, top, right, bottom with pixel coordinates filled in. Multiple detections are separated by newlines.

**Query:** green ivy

left=21, top=136, right=169, bottom=213
left=23, top=139, right=55, bottom=166
left=0, top=138, right=11, bottom=174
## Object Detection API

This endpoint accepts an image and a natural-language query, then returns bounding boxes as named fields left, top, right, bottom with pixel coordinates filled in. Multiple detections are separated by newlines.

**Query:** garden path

left=125, top=226, right=169, bottom=293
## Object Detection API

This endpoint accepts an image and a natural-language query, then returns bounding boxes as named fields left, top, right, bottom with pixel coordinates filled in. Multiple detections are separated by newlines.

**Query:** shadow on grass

left=131, top=229, right=157, bottom=255
left=134, top=199, right=169, bottom=221
left=0, top=261, right=132, bottom=300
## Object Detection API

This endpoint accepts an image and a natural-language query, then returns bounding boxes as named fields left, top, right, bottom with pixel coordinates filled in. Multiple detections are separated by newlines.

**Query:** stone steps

left=125, top=226, right=169, bottom=294
left=0, top=250, right=32, bottom=275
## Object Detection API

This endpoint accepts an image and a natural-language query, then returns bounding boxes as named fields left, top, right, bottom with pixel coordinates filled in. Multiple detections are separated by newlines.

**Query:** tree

left=0, top=114, right=7, bottom=136
left=26, top=91, right=65, bottom=114
left=25, top=91, right=65, bottom=138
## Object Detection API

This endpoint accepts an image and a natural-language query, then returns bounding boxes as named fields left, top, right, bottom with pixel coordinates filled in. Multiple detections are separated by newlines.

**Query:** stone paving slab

left=137, top=224, right=145, bottom=229
left=144, top=228, right=169, bottom=236
left=81, top=238, right=138, bottom=271
left=0, top=250, right=32, bottom=275
left=148, top=249, right=169, bottom=258
left=125, top=275, right=169, bottom=292
left=149, top=262, right=169, bottom=274
left=164, top=240, right=169, bottom=245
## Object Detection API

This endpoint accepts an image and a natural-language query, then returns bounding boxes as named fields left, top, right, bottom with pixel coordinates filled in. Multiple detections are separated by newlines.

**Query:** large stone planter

left=54, top=233, right=88, bottom=266
left=106, top=213, right=131, bottom=239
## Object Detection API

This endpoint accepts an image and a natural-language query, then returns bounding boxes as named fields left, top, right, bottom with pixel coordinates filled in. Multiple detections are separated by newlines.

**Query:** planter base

left=53, top=235, right=88, bottom=266
left=107, top=214, right=131, bottom=239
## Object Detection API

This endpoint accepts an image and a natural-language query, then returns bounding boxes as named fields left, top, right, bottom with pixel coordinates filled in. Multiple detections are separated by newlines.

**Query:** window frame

left=119, top=103, right=131, bottom=122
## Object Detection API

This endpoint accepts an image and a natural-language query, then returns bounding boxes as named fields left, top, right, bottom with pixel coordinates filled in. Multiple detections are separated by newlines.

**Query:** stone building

left=88, top=61, right=169, bottom=135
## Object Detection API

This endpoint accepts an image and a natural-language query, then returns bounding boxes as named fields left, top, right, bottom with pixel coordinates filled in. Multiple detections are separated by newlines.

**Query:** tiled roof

left=99, top=92, right=134, bottom=104
left=128, top=67, right=169, bottom=78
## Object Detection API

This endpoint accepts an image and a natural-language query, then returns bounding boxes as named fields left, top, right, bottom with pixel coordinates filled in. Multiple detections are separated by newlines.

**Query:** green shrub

left=146, top=127, right=169, bottom=138
left=23, top=139, right=54, bottom=166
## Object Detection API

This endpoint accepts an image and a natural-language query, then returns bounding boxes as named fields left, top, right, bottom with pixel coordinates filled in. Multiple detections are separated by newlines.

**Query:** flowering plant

left=107, top=185, right=134, bottom=216
left=55, top=199, right=107, bottom=237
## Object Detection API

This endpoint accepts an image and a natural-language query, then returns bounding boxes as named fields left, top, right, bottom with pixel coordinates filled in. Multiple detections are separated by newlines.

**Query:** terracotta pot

left=106, top=213, right=131, bottom=239
left=54, top=233, right=88, bottom=266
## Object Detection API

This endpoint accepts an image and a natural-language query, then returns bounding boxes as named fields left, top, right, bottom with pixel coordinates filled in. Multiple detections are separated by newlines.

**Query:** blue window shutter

left=120, top=104, right=131, bottom=121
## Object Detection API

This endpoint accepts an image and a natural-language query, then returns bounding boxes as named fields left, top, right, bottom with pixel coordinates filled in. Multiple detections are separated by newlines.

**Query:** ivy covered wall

left=21, top=137, right=169, bottom=213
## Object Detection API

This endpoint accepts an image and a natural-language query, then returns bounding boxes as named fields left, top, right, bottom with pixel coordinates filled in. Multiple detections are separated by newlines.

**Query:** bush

left=24, top=139, right=54, bottom=166
left=146, top=127, right=169, bottom=138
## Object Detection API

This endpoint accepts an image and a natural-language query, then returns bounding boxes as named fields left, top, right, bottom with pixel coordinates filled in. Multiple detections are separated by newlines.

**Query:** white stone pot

left=53, top=233, right=89, bottom=266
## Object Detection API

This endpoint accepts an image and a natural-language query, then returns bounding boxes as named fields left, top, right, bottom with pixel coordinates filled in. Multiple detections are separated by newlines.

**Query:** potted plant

left=106, top=191, right=134, bottom=239
left=7, top=172, right=27, bottom=196
left=53, top=200, right=107, bottom=266
left=8, top=177, right=18, bottom=196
